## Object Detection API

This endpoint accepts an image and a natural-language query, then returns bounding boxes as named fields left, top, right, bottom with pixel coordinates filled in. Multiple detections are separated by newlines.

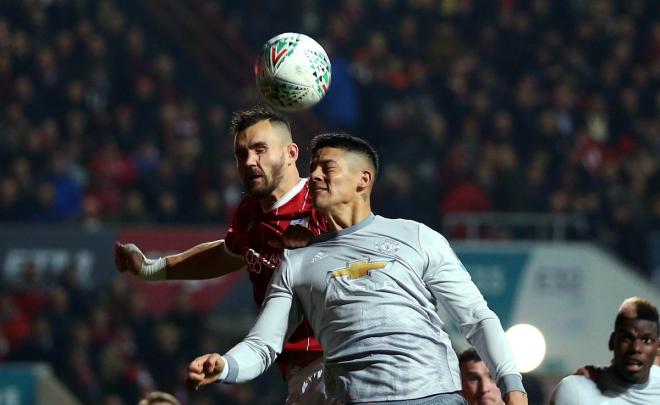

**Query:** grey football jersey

left=223, top=214, right=523, bottom=403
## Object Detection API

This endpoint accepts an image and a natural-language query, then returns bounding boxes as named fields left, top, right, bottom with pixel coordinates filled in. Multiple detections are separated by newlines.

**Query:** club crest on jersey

left=330, top=259, right=388, bottom=280
left=375, top=239, right=399, bottom=254
left=311, top=251, right=328, bottom=263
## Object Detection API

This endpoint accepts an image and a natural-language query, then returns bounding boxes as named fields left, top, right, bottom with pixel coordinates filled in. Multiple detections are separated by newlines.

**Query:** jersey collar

left=264, top=178, right=307, bottom=212
left=312, top=213, right=376, bottom=243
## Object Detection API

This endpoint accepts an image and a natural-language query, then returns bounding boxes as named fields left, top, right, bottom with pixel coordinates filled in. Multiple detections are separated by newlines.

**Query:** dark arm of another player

left=114, top=240, right=245, bottom=281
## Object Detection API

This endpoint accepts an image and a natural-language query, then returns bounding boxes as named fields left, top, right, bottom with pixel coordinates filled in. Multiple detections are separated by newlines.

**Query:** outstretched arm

left=418, top=224, right=526, bottom=404
left=187, top=252, right=301, bottom=388
left=114, top=240, right=245, bottom=281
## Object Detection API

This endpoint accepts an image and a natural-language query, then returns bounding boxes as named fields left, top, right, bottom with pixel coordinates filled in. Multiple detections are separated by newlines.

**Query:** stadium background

left=1, top=0, right=659, bottom=404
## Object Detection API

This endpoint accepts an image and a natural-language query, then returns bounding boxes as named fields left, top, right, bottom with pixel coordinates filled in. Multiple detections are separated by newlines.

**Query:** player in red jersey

left=114, top=105, right=328, bottom=404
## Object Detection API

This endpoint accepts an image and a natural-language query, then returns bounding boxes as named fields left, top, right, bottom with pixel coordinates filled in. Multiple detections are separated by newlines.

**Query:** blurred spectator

left=118, top=190, right=152, bottom=224
left=10, top=262, right=48, bottom=318
left=139, top=391, right=180, bottom=405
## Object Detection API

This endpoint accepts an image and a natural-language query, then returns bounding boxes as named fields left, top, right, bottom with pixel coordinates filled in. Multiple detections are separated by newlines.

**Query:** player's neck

left=608, top=365, right=651, bottom=386
left=258, top=170, right=301, bottom=211
left=326, top=201, right=372, bottom=231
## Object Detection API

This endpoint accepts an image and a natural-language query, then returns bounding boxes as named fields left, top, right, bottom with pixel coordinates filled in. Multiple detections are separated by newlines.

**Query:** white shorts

left=285, top=357, right=326, bottom=405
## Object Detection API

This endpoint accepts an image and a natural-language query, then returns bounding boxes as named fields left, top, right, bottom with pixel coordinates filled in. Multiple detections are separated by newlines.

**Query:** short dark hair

left=310, top=133, right=379, bottom=177
left=458, top=348, right=482, bottom=366
left=229, top=104, right=291, bottom=136
left=615, top=297, right=659, bottom=334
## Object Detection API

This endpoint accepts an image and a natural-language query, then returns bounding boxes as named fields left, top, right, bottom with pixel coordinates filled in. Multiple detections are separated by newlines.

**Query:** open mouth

left=624, top=359, right=645, bottom=372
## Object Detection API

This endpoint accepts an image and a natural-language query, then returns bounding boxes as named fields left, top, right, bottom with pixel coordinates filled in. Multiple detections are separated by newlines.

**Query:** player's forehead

left=461, top=360, right=490, bottom=377
left=616, top=318, right=659, bottom=336
left=234, top=120, right=282, bottom=149
left=311, top=147, right=351, bottom=164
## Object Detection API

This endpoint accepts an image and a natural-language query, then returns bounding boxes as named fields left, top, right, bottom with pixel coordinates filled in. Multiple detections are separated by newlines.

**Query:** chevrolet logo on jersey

left=330, top=259, right=388, bottom=280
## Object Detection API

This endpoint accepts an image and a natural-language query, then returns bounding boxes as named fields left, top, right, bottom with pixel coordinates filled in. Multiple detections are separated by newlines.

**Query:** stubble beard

left=247, top=157, right=286, bottom=199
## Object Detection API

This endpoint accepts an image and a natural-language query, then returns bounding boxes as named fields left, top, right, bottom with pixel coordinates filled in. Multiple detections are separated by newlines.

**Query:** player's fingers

left=129, top=251, right=144, bottom=271
left=189, top=357, right=207, bottom=373
left=574, top=367, right=589, bottom=377
left=188, top=371, right=204, bottom=382
left=113, top=242, right=128, bottom=272
left=186, top=374, right=203, bottom=391
left=115, top=242, right=129, bottom=257
left=204, top=354, right=222, bottom=373
left=117, top=243, right=144, bottom=274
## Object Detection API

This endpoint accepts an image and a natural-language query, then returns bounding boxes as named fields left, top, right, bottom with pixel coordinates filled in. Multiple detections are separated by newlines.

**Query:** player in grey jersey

left=187, top=133, right=527, bottom=404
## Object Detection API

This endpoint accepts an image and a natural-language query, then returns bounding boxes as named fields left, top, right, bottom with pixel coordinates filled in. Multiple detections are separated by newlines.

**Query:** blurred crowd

left=1, top=1, right=660, bottom=272
left=0, top=262, right=283, bottom=404
left=275, top=0, right=660, bottom=271
left=0, top=0, right=240, bottom=229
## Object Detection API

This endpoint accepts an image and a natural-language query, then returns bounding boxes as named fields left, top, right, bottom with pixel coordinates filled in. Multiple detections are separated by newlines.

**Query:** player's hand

left=504, top=391, right=527, bottom=405
left=268, top=225, right=315, bottom=250
left=114, top=242, right=167, bottom=280
left=575, top=365, right=602, bottom=379
left=187, top=353, right=225, bottom=391
left=113, top=242, right=146, bottom=275
left=576, top=365, right=606, bottom=391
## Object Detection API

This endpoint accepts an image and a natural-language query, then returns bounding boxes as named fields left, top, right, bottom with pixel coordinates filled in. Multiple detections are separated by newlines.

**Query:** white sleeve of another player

left=418, top=224, right=523, bottom=393
left=221, top=251, right=302, bottom=383
left=549, top=376, right=588, bottom=405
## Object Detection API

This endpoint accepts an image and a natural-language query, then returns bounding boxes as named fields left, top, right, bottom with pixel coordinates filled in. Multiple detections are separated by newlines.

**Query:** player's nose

left=244, top=149, right=261, bottom=167
left=310, top=166, right=323, bottom=182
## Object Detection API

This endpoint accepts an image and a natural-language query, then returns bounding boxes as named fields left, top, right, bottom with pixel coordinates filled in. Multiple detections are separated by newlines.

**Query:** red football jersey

left=224, top=178, right=327, bottom=356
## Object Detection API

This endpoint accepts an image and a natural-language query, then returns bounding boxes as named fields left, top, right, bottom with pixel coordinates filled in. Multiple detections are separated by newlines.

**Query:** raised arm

left=418, top=224, right=526, bottom=404
left=187, top=251, right=302, bottom=389
left=114, top=240, right=244, bottom=281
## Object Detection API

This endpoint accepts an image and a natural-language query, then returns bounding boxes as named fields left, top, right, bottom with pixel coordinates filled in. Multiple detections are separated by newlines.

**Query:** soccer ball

left=255, top=33, right=331, bottom=112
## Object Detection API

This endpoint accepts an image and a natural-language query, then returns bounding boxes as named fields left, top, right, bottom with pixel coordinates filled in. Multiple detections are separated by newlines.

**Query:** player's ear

left=287, top=143, right=299, bottom=165
left=357, top=169, right=373, bottom=192
left=608, top=332, right=615, bottom=351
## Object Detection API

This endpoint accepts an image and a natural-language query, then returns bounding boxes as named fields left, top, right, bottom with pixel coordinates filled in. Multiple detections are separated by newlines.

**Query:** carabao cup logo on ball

left=255, top=32, right=331, bottom=111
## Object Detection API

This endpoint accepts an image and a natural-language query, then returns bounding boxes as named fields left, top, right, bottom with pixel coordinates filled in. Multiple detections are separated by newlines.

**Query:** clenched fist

left=113, top=242, right=167, bottom=280
left=187, top=353, right=225, bottom=391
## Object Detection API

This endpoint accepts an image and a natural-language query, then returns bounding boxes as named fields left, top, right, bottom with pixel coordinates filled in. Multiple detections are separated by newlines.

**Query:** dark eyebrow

left=236, top=142, right=268, bottom=156
left=316, top=159, right=337, bottom=165
left=465, top=371, right=483, bottom=379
